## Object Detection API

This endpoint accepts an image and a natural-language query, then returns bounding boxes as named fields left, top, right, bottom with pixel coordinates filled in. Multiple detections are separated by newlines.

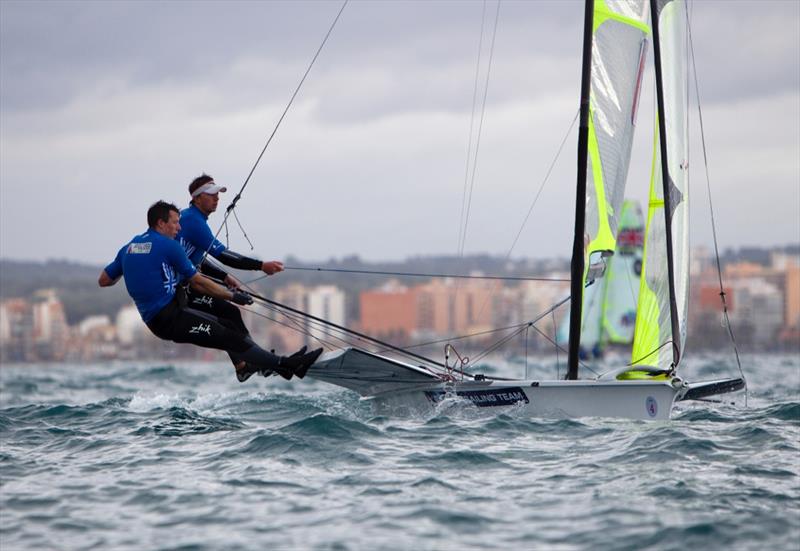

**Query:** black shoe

left=279, top=347, right=323, bottom=379
left=236, top=363, right=260, bottom=383
left=259, top=346, right=307, bottom=378
left=273, top=364, right=294, bottom=381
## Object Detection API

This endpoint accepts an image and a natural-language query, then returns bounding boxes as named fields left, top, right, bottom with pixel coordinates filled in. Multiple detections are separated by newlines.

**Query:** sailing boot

left=277, top=347, right=323, bottom=379
left=235, top=361, right=260, bottom=383
left=259, top=346, right=307, bottom=378
left=239, top=344, right=295, bottom=381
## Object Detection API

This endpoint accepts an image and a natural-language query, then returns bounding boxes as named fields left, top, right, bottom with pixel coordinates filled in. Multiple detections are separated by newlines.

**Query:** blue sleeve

left=167, top=240, right=198, bottom=281
left=181, top=214, right=227, bottom=260
left=104, top=246, right=125, bottom=279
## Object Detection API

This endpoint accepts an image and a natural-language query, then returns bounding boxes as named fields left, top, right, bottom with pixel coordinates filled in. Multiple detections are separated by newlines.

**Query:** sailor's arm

left=98, top=270, right=120, bottom=287
left=199, top=258, right=242, bottom=289
left=99, top=249, right=124, bottom=287
left=188, top=273, right=252, bottom=305
left=217, top=250, right=284, bottom=275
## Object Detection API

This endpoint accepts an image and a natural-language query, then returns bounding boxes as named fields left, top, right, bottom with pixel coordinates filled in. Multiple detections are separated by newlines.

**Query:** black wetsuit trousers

left=146, top=294, right=281, bottom=369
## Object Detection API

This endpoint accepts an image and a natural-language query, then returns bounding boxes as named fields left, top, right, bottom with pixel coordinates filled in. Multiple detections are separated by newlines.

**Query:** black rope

left=246, top=290, right=445, bottom=369
left=627, top=340, right=674, bottom=368
left=242, top=303, right=337, bottom=351
left=255, top=298, right=411, bottom=357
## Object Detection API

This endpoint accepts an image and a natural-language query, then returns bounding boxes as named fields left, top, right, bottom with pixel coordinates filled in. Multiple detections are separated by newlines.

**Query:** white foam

left=127, top=392, right=188, bottom=412
left=127, top=390, right=256, bottom=415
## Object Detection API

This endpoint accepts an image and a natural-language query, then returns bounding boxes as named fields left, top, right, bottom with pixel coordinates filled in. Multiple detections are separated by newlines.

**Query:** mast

left=567, top=0, right=595, bottom=380
left=649, top=0, right=682, bottom=368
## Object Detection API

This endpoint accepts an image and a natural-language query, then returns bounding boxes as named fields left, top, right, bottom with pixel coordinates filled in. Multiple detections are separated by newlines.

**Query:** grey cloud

left=0, top=0, right=797, bottom=264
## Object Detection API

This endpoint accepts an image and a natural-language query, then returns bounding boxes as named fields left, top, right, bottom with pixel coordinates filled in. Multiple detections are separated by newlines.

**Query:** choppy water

left=1, top=353, right=798, bottom=550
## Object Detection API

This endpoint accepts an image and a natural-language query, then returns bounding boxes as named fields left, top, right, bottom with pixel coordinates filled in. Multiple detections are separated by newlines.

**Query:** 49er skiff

left=301, top=0, right=745, bottom=420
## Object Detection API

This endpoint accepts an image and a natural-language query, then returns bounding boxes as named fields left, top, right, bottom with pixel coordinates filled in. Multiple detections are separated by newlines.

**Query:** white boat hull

left=370, top=379, right=680, bottom=420
left=307, top=348, right=684, bottom=420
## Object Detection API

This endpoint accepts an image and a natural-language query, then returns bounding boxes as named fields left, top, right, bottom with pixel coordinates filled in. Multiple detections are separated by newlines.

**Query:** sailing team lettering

left=425, top=387, right=529, bottom=407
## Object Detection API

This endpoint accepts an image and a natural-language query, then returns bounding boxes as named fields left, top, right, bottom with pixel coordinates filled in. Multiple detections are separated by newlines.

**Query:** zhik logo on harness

left=193, top=296, right=214, bottom=307
left=189, top=323, right=212, bottom=336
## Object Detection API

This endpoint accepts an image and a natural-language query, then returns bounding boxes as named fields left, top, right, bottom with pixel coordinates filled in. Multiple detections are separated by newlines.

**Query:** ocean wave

left=1, top=358, right=798, bottom=551
left=144, top=407, right=246, bottom=437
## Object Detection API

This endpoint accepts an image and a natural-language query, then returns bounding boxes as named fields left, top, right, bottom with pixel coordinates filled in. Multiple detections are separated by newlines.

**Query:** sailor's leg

left=147, top=301, right=312, bottom=382
left=151, top=306, right=252, bottom=354
left=181, top=294, right=250, bottom=366
left=185, top=288, right=249, bottom=335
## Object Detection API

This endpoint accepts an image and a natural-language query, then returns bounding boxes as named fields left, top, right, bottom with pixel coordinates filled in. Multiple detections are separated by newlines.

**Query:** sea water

left=1, top=353, right=797, bottom=550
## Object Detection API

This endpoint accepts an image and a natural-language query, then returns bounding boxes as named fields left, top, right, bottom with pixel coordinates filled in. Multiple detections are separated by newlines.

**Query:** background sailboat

left=557, top=199, right=645, bottom=359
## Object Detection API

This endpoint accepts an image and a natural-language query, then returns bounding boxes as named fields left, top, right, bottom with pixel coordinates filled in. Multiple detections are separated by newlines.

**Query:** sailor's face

left=160, top=211, right=181, bottom=239
left=195, top=192, right=219, bottom=215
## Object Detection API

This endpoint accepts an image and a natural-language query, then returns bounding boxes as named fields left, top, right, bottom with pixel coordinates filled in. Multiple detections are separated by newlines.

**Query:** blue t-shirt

left=177, top=204, right=227, bottom=266
left=104, top=229, right=198, bottom=322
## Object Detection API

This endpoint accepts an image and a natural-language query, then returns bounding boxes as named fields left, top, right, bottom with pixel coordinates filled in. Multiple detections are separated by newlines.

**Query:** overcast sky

left=1, top=0, right=798, bottom=265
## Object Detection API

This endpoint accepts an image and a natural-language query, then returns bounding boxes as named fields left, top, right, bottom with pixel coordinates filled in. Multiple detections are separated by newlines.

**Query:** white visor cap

left=191, top=181, right=228, bottom=197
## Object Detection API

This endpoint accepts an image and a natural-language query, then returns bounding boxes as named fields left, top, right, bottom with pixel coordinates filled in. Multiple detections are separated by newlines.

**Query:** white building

left=729, top=277, right=784, bottom=344
left=31, top=289, right=68, bottom=343
left=116, top=305, right=147, bottom=345
left=30, top=289, right=69, bottom=360
left=771, top=251, right=800, bottom=271
left=306, top=285, right=346, bottom=344
left=0, top=302, right=10, bottom=344
left=269, top=283, right=347, bottom=350
left=79, top=315, right=113, bottom=336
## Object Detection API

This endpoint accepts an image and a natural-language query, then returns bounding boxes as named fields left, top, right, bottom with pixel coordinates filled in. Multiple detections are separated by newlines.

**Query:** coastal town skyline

left=3, top=245, right=798, bottom=364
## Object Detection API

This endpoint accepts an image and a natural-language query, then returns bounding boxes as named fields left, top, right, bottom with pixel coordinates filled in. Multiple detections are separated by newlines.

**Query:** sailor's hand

left=261, top=260, right=284, bottom=275
left=224, top=274, right=244, bottom=290
left=231, top=291, right=254, bottom=306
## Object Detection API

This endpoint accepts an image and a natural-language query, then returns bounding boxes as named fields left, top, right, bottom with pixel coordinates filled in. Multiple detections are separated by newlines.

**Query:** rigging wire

left=464, top=110, right=579, bottom=357
left=238, top=273, right=582, bottom=379
left=199, top=0, right=349, bottom=266
left=242, top=266, right=569, bottom=286
left=469, top=325, right=528, bottom=365
left=552, top=309, right=560, bottom=378
left=687, top=9, right=747, bottom=405
left=458, top=0, right=502, bottom=257
left=504, top=109, right=580, bottom=259
left=375, top=321, right=539, bottom=354
left=245, top=290, right=446, bottom=369
left=457, top=0, right=489, bottom=256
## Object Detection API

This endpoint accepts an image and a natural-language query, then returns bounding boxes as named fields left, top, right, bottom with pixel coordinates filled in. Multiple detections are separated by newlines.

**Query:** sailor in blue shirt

left=175, top=174, right=298, bottom=381
left=178, top=173, right=285, bottom=288
left=99, top=201, right=322, bottom=382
